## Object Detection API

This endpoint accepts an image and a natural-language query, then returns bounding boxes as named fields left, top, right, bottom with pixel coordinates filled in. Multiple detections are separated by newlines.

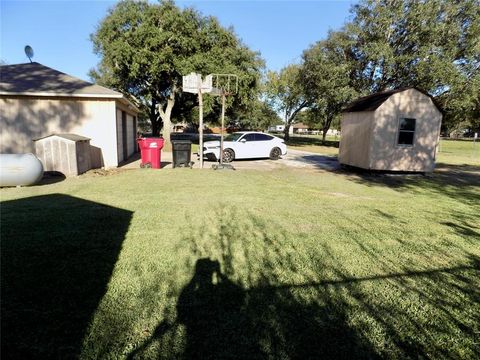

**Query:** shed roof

left=0, top=62, right=122, bottom=98
left=343, top=87, right=443, bottom=114
left=34, top=134, right=91, bottom=142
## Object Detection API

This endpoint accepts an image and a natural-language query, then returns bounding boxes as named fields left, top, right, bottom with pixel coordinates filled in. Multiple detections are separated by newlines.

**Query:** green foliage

left=264, top=64, right=308, bottom=140
left=90, top=0, right=263, bottom=137
left=301, top=30, right=358, bottom=140
left=296, top=0, right=479, bottom=134
left=235, top=99, right=281, bottom=130
left=348, top=0, right=480, bottom=130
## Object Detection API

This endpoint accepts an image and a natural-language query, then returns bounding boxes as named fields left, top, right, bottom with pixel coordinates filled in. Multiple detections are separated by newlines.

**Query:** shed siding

left=369, top=89, right=442, bottom=171
left=0, top=96, right=118, bottom=167
left=338, top=112, right=374, bottom=169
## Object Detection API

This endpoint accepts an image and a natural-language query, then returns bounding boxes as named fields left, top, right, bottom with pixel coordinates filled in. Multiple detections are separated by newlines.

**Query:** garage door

left=116, top=110, right=124, bottom=163
left=126, top=114, right=135, bottom=157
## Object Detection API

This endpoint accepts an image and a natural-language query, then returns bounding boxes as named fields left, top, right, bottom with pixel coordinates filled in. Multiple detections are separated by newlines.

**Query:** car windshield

left=224, top=133, right=244, bottom=142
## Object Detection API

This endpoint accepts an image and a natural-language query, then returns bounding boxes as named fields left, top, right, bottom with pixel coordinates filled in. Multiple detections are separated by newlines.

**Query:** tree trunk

left=321, top=116, right=334, bottom=143
left=150, top=99, right=160, bottom=136
left=284, top=123, right=290, bottom=141
left=322, top=129, right=327, bottom=142
left=159, top=90, right=176, bottom=147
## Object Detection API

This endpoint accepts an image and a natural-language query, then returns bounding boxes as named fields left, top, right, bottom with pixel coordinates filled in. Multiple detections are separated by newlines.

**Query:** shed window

left=397, top=118, right=416, bottom=146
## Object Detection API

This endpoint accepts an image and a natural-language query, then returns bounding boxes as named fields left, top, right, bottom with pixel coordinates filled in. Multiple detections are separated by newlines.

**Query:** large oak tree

left=90, top=0, right=263, bottom=144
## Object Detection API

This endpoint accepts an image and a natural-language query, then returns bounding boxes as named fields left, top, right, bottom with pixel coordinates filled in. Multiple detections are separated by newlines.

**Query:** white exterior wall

left=0, top=96, right=119, bottom=168
left=370, top=89, right=442, bottom=172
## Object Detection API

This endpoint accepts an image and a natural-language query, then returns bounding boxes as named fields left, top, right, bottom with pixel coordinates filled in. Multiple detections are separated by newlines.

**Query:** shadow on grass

left=36, top=171, right=67, bottom=186
left=127, top=206, right=479, bottom=359
left=341, top=162, right=480, bottom=205
left=0, top=194, right=132, bottom=359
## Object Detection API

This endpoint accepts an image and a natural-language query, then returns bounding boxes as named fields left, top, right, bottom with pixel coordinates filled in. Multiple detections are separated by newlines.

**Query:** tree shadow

left=297, top=154, right=341, bottom=171
left=341, top=162, right=480, bottom=205
left=0, top=194, right=132, bottom=359
left=126, top=205, right=479, bottom=359
left=128, top=258, right=379, bottom=359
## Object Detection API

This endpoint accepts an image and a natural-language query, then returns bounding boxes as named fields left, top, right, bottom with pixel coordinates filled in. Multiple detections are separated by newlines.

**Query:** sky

left=1, top=0, right=356, bottom=81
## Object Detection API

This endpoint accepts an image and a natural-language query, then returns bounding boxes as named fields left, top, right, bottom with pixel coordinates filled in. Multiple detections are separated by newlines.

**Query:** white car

left=203, top=131, right=287, bottom=163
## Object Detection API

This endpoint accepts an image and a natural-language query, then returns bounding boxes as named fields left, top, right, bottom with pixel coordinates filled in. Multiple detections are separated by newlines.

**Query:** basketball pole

left=198, top=74, right=204, bottom=169
left=220, top=91, right=226, bottom=165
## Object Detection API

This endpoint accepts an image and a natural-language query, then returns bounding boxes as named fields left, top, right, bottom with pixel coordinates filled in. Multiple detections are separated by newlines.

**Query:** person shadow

left=176, top=258, right=257, bottom=359
left=128, top=257, right=380, bottom=359
left=128, top=258, right=258, bottom=359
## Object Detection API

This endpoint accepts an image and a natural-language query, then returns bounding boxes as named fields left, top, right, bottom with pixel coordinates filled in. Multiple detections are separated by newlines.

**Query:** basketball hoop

left=181, top=73, right=238, bottom=169
left=182, top=73, right=213, bottom=94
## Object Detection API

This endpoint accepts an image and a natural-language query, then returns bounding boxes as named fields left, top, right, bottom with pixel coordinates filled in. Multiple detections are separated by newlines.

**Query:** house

left=339, top=88, right=442, bottom=172
left=292, top=123, right=309, bottom=134
left=0, top=62, right=139, bottom=168
left=268, top=124, right=285, bottom=133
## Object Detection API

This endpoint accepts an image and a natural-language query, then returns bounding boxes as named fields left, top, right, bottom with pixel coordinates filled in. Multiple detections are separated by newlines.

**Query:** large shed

left=339, top=88, right=442, bottom=172
left=0, top=62, right=139, bottom=168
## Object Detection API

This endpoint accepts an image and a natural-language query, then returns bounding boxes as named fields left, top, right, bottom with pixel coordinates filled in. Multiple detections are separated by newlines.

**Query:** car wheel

left=270, top=147, right=281, bottom=160
left=223, top=148, right=235, bottom=163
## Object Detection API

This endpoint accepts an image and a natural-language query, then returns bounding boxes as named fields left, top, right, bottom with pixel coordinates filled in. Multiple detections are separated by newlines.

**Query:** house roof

left=34, top=134, right=91, bottom=142
left=0, top=62, right=123, bottom=98
left=343, top=87, right=443, bottom=114
left=293, top=122, right=309, bottom=129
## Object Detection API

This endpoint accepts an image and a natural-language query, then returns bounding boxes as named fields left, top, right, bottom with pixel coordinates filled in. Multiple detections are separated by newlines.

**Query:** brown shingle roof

left=343, top=88, right=408, bottom=112
left=0, top=62, right=122, bottom=98
left=343, top=87, right=443, bottom=114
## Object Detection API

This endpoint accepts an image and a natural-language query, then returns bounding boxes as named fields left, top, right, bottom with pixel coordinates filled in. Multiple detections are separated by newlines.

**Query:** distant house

left=0, top=62, right=139, bottom=168
left=292, top=123, right=309, bottom=134
left=268, top=124, right=285, bottom=133
left=339, top=88, right=442, bottom=172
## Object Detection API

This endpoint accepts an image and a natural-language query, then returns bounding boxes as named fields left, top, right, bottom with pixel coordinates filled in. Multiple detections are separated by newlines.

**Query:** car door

left=254, top=133, right=275, bottom=157
left=235, top=133, right=256, bottom=158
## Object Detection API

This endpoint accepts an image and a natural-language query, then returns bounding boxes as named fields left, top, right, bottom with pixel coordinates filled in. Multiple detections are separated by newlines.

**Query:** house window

left=397, top=118, right=416, bottom=146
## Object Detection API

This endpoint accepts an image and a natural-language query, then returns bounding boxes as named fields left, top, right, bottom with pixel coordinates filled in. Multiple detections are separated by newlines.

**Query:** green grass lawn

left=1, top=142, right=479, bottom=359
left=437, top=139, right=480, bottom=165
left=285, top=134, right=340, bottom=155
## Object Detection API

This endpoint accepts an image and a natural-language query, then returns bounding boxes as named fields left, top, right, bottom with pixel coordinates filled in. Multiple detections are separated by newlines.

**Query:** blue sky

left=1, top=0, right=355, bottom=81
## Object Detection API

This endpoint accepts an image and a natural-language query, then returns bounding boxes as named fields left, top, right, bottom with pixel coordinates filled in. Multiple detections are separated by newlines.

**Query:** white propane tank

left=0, top=154, right=44, bottom=187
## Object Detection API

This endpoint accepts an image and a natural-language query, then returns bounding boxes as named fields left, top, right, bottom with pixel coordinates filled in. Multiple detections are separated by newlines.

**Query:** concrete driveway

left=121, top=149, right=340, bottom=171
left=228, top=149, right=340, bottom=171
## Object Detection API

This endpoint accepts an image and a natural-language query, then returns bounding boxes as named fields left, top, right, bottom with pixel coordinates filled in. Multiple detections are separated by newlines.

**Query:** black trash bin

left=172, top=140, right=192, bottom=168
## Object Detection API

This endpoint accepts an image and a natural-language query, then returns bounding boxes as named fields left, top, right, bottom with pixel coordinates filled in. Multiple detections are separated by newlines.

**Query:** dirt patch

left=83, top=168, right=126, bottom=177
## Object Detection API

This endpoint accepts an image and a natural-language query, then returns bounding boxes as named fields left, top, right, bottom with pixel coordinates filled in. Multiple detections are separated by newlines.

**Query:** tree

left=264, top=65, right=308, bottom=141
left=301, top=30, right=358, bottom=141
left=236, top=99, right=282, bottom=131
left=90, top=0, right=263, bottom=145
left=348, top=0, right=480, bottom=131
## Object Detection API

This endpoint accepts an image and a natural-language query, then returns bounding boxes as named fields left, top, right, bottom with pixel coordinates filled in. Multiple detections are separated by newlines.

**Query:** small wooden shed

left=339, top=88, right=442, bottom=172
left=34, top=134, right=92, bottom=176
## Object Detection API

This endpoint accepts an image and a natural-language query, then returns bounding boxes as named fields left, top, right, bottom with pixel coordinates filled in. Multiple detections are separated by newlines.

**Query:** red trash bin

left=137, top=137, right=164, bottom=169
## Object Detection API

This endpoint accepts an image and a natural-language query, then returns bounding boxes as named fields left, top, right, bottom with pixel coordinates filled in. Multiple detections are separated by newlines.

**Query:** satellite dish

left=24, top=45, right=34, bottom=63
